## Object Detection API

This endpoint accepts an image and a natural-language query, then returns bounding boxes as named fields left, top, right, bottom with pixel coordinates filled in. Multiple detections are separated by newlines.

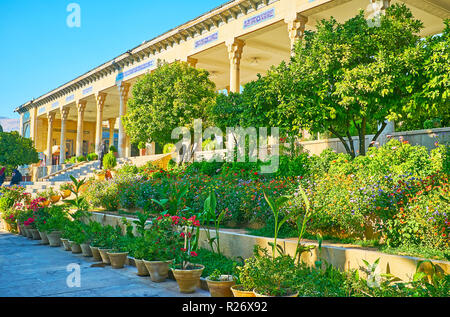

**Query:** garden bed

left=88, top=211, right=450, bottom=283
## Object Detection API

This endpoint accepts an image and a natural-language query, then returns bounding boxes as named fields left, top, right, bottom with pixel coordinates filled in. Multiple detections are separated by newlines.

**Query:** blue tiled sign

left=116, top=60, right=155, bottom=83
left=83, top=86, right=93, bottom=95
left=243, top=8, right=275, bottom=29
left=194, top=32, right=219, bottom=49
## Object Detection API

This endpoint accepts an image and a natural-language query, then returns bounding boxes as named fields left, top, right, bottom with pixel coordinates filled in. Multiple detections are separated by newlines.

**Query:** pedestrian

left=0, top=167, right=5, bottom=186
left=10, top=168, right=22, bottom=186
left=99, top=141, right=108, bottom=169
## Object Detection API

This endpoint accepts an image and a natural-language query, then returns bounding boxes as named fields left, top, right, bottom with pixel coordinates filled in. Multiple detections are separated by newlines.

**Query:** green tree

left=0, top=131, right=39, bottom=169
left=272, top=4, right=424, bottom=157
left=123, top=61, right=217, bottom=146
left=397, top=19, right=450, bottom=131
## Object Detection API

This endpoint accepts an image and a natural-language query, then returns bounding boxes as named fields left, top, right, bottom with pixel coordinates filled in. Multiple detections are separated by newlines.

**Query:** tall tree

left=123, top=61, right=217, bottom=146
left=0, top=131, right=39, bottom=168
left=399, top=19, right=450, bottom=130
left=274, top=4, right=424, bottom=157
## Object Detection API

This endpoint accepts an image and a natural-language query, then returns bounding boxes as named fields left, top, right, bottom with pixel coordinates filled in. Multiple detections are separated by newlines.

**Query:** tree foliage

left=0, top=131, right=39, bottom=168
left=123, top=61, right=217, bottom=146
left=271, top=4, right=425, bottom=157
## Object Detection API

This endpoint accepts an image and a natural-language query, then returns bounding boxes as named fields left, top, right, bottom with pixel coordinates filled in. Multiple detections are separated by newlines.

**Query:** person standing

left=10, top=168, right=22, bottom=186
left=99, top=141, right=108, bottom=170
left=0, top=167, right=5, bottom=186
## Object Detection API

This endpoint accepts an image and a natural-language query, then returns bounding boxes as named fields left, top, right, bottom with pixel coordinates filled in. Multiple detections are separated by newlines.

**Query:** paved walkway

left=0, top=231, right=209, bottom=297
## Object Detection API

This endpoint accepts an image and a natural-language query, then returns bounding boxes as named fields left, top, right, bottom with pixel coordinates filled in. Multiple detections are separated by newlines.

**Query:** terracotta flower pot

left=134, top=258, right=150, bottom=276
left=253, top=289, right=299, bottom=297
left=30, top=229, right=41, bottom=240
left=107, top=252, right=129, bottom=269
left=98, top=248, right=112, bottom=265
left=38, top=231, right=49, bottom=245
left=61, top=238, right=72, bottom=251
left=50, top=195, right=61, bottom=204
left=144, top=260, right=174, bottom=283
left=206, top=275, right=236, bottom=297
left=47, top=231, right=62, bottom=247
left=69, top=241, right=82, bottom=254
left=171, top=264, right=205, bottom=294
left=89, top=246, right=102, bottom=261
left=230, top=285, right=256, bottom=298
left=80, top=243, right=93, bottom=257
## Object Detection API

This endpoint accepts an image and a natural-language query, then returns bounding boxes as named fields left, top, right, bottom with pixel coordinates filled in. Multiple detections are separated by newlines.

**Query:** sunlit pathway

left=0, top=231, right=209, bottom=297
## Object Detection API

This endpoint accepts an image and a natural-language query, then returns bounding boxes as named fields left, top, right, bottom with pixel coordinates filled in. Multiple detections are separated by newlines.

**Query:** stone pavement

left=0, top=231, right=209, bottom=297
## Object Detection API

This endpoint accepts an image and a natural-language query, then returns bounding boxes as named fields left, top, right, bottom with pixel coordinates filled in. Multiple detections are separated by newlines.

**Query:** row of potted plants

left=4, top=176, right=316, bottom=297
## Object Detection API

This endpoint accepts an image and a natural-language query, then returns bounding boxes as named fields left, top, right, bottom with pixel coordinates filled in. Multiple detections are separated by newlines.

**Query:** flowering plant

left=173, top=215, right=201, bottom=270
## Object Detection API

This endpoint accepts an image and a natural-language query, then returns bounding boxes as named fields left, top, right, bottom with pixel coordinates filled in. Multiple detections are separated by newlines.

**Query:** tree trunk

left=329, top=126, right=355, bottom=159
left=358, top=118, right=367, bottom=156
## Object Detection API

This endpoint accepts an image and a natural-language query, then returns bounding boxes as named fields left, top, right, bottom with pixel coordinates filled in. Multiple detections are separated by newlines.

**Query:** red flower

left=190, top=251, right=198, bottom=257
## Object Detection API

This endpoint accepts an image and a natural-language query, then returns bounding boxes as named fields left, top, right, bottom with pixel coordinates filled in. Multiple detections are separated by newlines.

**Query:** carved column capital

left=119, top=83, right=131, bottom=102
left=60, top=107, right=70, bottom=121
left=77, top=100, right=87, bottom=113
left=47, top=112, right=56, bottom=123
left=287, top=14, right=308, bottom=47
left=186, top=57, right=198, bottom=68
left=227, top=39, right=245, bottom=66
left=96, top=92, right=107, bottom=111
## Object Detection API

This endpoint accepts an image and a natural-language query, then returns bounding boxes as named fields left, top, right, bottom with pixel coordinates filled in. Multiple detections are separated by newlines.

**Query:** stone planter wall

left=88, top=212, right=450, bottom=282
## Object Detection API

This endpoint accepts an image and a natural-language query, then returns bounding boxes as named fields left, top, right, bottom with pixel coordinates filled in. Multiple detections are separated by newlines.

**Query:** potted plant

left=88, top=222, right=106, bottom=261
left=142, top=215, right=180, bottom=282
left=206, top=269, right=236, bottom=297
left=231, top=257, right=257, bottom=298
left=24, top=216, right=41, bottom=240
left=130, top=237, right=150, bottom=277
left=96, top=225, right=122, bottom=265
left=106, top=228, right=129, bottom=269
left=171, top=215, right=204, bottom=293
left=138, top=142, right=146, bottom=156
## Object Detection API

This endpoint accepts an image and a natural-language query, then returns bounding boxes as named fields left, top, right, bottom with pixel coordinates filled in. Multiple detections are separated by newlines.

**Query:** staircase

left=22, top=154, right=174, bottom=195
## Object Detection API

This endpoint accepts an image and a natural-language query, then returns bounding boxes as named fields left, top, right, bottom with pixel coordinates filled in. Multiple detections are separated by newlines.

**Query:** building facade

left=14, top=0, right=449, bottom=166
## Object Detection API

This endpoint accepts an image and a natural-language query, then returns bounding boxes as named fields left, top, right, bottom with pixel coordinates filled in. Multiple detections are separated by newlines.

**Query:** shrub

left=109, top=145, right=118, bottom=153
left=87, top=152, right=98, bottom=161
left=83, top=180, right=120, bottom=211
left=103, top=152, right=117, bottom=170
left=163, top=143, right=175, bottom=154
left=76, top=156, right=86, bottom=163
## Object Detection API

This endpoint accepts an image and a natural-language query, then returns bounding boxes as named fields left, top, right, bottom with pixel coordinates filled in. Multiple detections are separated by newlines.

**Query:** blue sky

left=0, top=0, right=227, bottom=118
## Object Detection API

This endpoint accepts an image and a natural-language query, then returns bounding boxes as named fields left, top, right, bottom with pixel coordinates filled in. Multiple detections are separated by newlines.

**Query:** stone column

left=227, top=39, right=245, bottom=93
left=118, top=82, right=131, bottom=158
left=30, top=107, right=38, bottom=145
left=95, top=92, right=107, bottom=156
left=59, top=107, right=70, bottom=164
left=108, top=118, right=116, bottom=149
left=287, top=14, right=308, bottom=55
left=46, top=112, right=56, bottom=166
left=186, top=57, right=198, bottom=68
left=76, top=100, right=87, bottom=157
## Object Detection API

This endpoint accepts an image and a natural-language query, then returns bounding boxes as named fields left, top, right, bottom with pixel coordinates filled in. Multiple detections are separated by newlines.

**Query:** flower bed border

left=88, top=212, right=449, bottom=282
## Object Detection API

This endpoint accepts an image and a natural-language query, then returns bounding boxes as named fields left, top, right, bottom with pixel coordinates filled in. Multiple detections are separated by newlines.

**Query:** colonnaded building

left=14, top=0, right=449, bottom=168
